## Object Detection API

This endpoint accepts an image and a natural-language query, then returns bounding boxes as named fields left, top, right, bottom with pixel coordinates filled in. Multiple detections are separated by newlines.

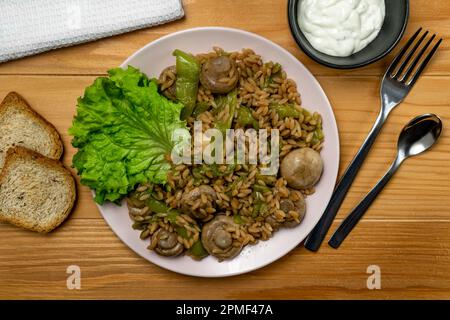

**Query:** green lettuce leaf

left=69, top=66, right=187, bottom=204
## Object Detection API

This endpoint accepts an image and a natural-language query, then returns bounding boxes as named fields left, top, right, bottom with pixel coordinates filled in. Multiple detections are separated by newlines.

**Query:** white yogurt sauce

left=298, top=0, right=385, bottom=57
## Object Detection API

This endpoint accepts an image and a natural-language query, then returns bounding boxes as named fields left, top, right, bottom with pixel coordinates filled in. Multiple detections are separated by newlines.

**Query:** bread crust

left=0, top=92, right=63, bottom=160
left=0, top=146, right=76, bottom=233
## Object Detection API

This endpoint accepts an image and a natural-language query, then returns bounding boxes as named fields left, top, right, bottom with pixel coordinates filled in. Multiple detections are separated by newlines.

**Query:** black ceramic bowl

left=288, top=0, right=410, bottom=69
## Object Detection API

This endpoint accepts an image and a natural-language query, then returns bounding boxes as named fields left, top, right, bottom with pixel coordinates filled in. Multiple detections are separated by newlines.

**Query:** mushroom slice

left=126, top=191, right=146, bottom=209
left=150, top=229, right=184, bottom=257
left=280, top=197, right=306, bottom=228
left=201, top=215, right=243, bottom=261
left=280, top=148, right=324, bottom=189
left=126, top=188, right=150, bottom=220
left=265, top=215, right=282, bottom=231
left=158, top=66, right=177, bottom=101
left=200, top=56, right=239, bottom=94
left=265, top=195, right=306, bottom=229
left=180, top=185, right=217, bottom=220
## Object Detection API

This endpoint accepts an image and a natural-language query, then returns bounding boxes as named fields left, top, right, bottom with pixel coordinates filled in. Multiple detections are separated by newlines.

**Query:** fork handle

left=304, top=110, right=387, bottom=252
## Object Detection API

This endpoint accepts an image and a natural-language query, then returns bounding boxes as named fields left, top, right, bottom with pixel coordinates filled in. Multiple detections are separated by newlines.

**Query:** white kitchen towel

left=0, top=0, right=184, bottom=63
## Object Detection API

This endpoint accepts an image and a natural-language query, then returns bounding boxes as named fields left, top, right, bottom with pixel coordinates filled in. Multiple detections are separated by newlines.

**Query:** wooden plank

left=0, top=0, right=448, bottom=76
left=0, top=75, right=448, bottom=220
left=0, top=219, right=448, bottom=299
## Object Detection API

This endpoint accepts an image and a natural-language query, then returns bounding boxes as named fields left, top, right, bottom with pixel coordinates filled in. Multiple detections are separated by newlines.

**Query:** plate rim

left=96, top=26, right=340, bottom=277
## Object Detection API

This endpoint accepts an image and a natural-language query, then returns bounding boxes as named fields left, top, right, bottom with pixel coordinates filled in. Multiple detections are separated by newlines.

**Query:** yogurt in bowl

left=298, top=0, right=386, bottom=57
left=287, top=0, right=409, bottom=69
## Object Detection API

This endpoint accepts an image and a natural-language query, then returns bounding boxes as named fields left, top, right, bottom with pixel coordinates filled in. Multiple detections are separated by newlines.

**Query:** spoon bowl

left=398, top=114, right=442, bottom=159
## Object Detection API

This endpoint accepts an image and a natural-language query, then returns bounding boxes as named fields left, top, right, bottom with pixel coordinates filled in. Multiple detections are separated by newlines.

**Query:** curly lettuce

left=69, top=66, right=187, bottom=204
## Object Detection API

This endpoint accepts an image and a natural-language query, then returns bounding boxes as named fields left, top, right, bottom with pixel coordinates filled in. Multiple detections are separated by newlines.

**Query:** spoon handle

left=328, top=156, right=403, bottom=249
left=304, top=110, right=387, bottom=251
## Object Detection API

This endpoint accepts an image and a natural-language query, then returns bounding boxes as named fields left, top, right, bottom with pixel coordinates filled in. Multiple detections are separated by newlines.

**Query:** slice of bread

left=0, top=92, right=63, bottom=170
left=0, top=146, right=76, bottom=233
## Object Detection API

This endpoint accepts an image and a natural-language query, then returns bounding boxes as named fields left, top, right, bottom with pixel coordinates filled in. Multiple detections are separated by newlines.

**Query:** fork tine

left=393, top=30, right=429, bottom=78
left=407, top=38, right=443, bottom=87
left=386, top=28, right=422, bottom=77
left=400, top=34, right=436, bottom=83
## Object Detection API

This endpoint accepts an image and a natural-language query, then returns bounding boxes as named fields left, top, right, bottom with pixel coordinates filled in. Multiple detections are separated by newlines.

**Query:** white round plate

left=97, top=27, right=340, bottom=277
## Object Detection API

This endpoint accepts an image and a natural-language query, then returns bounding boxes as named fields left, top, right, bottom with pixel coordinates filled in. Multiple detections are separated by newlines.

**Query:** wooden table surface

left=1, top=0, right=449, bottom=300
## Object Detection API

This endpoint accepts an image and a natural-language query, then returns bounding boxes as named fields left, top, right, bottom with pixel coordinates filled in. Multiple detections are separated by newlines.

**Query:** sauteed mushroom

left=126, top=188, right=149, bottom=220
left=201, top=215, right=243, bottom=261
left=280, top=148, right=323, bottom=189
left=158, top=66, right=177, bottom=101
left=200, top=56, right=238, bottom=94
left=265, top=192, right=306, bottom=230
left=150, top=229, right=184, bottom=257
left=280, top=198, right=306, bottom=228
left=180, top=185, right=217, bottom=220
left=265, top=215, right=282, bottom=231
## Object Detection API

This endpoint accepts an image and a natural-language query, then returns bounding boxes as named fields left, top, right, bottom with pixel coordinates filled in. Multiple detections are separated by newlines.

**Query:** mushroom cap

left=265, top=215, right=282, bottom=231
left=180, top=185, right=216, bottom=220
left=201, top=215, right=243, bottom=261
left=158, top=65, right=177, bottom=101
left=151, top=229, right=184, bottom=257
left=265, top=196, right=306, bottom=230
left=162, top=83, right=177, bottom=101
left=126, top=191, right=146, bottom=209
left=200, top=56, right=238, bottom=94
left=280, top=148, right=324, bottom=189
left=126, top=190, right=149, bottom=220
left=280, top=198, right=306, bottom=228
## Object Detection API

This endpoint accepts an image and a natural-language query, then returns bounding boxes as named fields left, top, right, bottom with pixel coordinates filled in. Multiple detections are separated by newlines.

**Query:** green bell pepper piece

left=173, top=49, right=201, bottom=120
left=270, top=103, right=301, bottom=119
left=236, top=106, right=259, bottom=129
left=187, top=240, right=209, bottom=259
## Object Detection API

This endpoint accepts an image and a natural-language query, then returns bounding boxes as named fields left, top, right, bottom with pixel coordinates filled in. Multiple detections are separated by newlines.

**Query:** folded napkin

left=0, top=0, right=184, bottom=63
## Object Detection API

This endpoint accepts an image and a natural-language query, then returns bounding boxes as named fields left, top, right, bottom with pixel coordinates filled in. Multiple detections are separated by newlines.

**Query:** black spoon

left=329, top=114, right=443, bottom=249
